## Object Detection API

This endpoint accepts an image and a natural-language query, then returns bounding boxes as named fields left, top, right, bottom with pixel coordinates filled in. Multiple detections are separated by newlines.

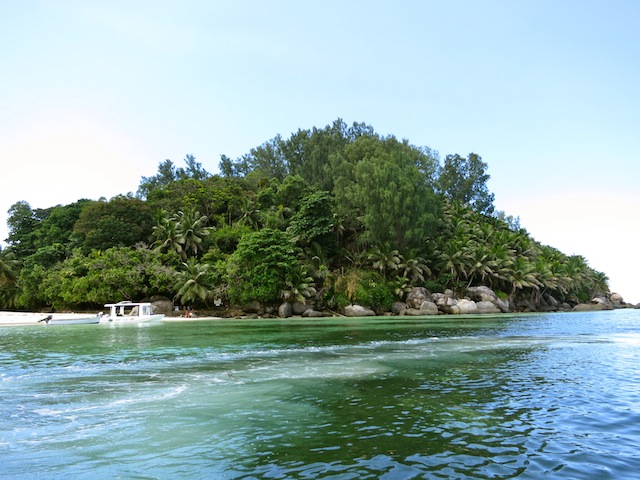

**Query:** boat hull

left=101, top=314, right=165, bottom=324
left=45, top=316, right=102, bottom=325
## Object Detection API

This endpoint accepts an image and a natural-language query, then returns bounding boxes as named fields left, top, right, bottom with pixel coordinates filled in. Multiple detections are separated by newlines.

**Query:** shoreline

left=0, top=311, right=227, bottom=326
left=0, top=311, right=95, bottom=326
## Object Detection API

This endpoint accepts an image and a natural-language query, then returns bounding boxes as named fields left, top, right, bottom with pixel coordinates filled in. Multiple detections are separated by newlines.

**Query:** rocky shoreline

left=2, top=288, right=636, bottom=326
left=205, top=286, right=639, bottom=319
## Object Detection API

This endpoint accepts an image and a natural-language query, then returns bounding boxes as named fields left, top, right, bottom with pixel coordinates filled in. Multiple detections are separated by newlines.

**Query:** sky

left=1, top=0, right=639, bottom=303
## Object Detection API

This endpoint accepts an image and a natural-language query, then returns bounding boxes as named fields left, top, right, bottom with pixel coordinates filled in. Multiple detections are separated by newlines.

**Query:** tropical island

left=0, top=120, right=633, bottom=319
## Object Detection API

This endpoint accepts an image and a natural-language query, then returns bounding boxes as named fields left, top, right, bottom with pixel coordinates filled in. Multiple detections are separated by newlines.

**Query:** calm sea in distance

left=1, top=309, right=639, bottom=479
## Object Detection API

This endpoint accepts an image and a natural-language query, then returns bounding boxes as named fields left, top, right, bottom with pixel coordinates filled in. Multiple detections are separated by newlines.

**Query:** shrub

left=328, top=269, right=394, bottom=313
left=226, top=229, right=300, bottom=305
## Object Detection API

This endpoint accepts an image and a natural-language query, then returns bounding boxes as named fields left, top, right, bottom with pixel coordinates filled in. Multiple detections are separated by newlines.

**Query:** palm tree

left=281, top=265, right=317, bottom=303
left=151, top=211, right=184, bottom=258
left=399, top=256, right=430, bottom=285
left=367, top=247, right=402, bottom=278
left=588, top=271, right=610, bottom=298
left=433, top=237, right=473, bottom=285
left=506, top=256, right=542, bottom=303
left=466, top=244, right=496, bottom=288
left=176, top=209, right=212, bottom=259
left=390, top=275, right=411, bottom=299
left=561, top=255, right=591, bottom=300
left=174, top=258, right=212, bottom=306
left=0, top=248, right=18, bottom=287
left=235, top=197, right=262, bottom=230
left=0, top=248, right=19, bottom=310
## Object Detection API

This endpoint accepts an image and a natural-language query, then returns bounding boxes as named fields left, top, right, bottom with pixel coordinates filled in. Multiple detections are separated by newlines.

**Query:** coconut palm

left=466, top=244, right=496, bottom=287
left=0, top=248, right=18, bottom=287
left=174, top=258, right=212, bottom=306
left=390, top=275, right=412, bottom=299
left=235, top=197, right=262, bottom=230
left=151, top=211, right=184, bottom=258
left=433, top=237, right=473, bottom=285
left=281, top=265, right=317, bottom=303
left=176, top=209, right=213, bottom=258
left=506, top=256, right=542, bottom=302
left=0, top=248, right=19, bottom=310
left=367, top=247, right=402, bottom=278
left=399, top=256, right=430, bottom=285
left=588, top=271, right=610, bottom=298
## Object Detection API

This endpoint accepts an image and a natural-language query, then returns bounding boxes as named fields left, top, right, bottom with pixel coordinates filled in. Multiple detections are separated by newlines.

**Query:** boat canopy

left=104, top=301, right=154, bottom=317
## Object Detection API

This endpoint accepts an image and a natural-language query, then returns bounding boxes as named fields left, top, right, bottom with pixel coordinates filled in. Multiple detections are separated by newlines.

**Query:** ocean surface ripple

left=1, top=310, right=640, bottom=479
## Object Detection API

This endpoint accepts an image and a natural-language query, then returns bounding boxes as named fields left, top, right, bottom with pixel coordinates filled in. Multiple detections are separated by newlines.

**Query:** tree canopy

left=0, top=119, right=609, bottom=312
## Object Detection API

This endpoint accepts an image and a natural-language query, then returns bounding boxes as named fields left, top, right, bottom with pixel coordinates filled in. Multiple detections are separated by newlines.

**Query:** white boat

left=102, top=301, right=165, bottom=323
left=39, top=313, right=103, bottom=325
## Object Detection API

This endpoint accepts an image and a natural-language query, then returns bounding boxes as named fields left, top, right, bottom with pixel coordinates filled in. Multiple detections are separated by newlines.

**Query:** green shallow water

left=2, top=310, right=640, bottom=479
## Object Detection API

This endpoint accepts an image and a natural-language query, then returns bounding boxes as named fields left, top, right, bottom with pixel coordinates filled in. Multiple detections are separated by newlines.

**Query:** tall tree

left=138, top=155, right=211, bottom=199
left=436, top=153, right=495, bottom=215
left=333, top=135, right=440, bottom=251
left=5, top=201, right=41, bottom=258
left=73, top=195, right=155, bottom=252
left=33, top=199, right=92, bottom=252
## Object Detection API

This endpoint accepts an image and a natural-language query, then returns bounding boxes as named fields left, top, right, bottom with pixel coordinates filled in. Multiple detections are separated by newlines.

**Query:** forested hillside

left=0, top=119, right=608, bottom=313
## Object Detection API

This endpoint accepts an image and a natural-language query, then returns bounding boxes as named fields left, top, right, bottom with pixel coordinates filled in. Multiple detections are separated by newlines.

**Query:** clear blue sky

left=1, top=0, right=639, bottom=302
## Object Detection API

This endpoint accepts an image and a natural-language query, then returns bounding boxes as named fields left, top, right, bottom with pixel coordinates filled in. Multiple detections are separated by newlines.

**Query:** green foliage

left=73, top=195, right=154, bottom=252
left=175, top=209, right=212, bottom=258
left=275, top=174, right=309, bottom=210
left=281, top=265, right=317, bottom=303
left=33, top=200, right=92, bottom=251
left=6, top=201, right=40, bottom=258
left=151, top=208, right=213, bottom=260
left=16, top=244, right=68, bottom=309
left=137, top=155, right=211, bottom=199
left=146, top=176, right=241, bottom=220
left=423, top=200, right=609, bottom=305
left=287, top=191, right=336, bottom=249
left=226, top=229, right=300, bottom=305
left=208, top=224, right=251, bottom=255
left=329, top=269, right=394, bottom=312
left=0, top=247, right=20, bottom=309
left=359, top=272, right=395, bottom=312
left=0, top=246, right=19, bottom=287
left=436, top=153, right=495, bottom=215
left=174, top=258, right=213, bottom=306
left=0, top=119, right=610, bottom=312
left=39, top=247, right=175, bottom=309
left=332, top=135, right=440, bottom=251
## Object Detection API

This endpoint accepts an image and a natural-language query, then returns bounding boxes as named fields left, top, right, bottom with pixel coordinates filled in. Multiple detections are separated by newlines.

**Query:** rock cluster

left=212, top=288, right=638, bottom=319
left=572, top=292, right=637, bottom=311
left=394, top=286, right=510, bottom=316
left=276, top=300, right=327, bottom=318
left=322, top=286, right=513, bottom=318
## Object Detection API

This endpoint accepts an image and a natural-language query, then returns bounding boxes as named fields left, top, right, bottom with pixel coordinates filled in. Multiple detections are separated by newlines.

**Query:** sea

left=1, top=309, right=639, bottom=479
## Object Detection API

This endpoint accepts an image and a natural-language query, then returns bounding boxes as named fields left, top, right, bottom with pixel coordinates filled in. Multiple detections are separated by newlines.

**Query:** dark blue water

left=1, top=310, right=639, bottom=479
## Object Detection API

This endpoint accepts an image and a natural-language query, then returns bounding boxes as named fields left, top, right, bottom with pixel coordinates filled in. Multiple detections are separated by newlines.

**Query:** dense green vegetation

left=0, top=119, right=608, bottom=313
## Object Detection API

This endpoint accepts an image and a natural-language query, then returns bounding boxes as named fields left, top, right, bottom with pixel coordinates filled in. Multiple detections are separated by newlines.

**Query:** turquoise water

left=2, top=310, right=640, bottom=479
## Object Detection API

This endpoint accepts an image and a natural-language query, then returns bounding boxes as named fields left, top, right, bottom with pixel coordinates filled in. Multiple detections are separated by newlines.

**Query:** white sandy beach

left=0, top=311, right=100, bottom=326
left=0, top=311, right=224, bottom=326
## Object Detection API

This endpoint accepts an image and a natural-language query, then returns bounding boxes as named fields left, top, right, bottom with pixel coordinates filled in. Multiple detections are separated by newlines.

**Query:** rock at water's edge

left=476, top=301, right=501, bottom=314
left=572, top=303, right=610, bottom=312
left=406, top=287, right=431, bottom=309
left=344, top=304, right=376, bottom=317
left=278, top=302, right=292, bottom=318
